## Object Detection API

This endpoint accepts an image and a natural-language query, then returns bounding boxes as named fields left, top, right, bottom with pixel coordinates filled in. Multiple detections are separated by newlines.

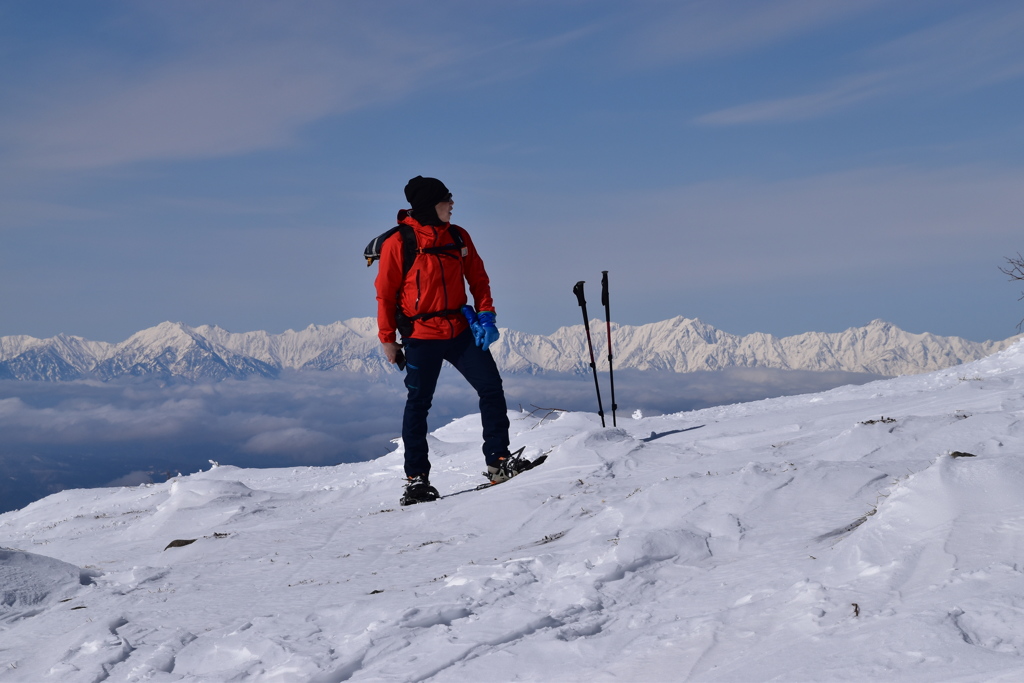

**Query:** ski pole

left=601, top=271, right=617, bottom=427
left=573, top=281, right=606, bottom=427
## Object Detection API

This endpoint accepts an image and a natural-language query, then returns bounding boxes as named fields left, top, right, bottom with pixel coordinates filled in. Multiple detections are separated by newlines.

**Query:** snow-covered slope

left=3, top=341, right=1024, bottom=681
left=0, top=317, right=1016, bottom=381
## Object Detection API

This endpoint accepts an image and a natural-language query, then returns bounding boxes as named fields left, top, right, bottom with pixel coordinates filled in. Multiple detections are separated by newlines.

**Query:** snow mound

left=0, top=548, right=87, bottom=613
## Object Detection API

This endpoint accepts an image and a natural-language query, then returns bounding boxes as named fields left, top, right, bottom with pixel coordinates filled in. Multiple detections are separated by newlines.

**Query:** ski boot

left=485, top=447, right=533, bottom=485
left=400, top=474, right=440, bottom=506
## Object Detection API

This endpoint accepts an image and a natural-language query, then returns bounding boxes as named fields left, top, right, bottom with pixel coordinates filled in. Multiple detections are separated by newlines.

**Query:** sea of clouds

left=0, top=367, right=880, bottom=513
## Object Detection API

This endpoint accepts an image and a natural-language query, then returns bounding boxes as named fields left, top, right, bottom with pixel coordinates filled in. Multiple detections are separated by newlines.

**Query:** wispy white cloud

left=2, top=1, right=596, bottom=170
left=629, top=0, right=887, bottom=63
left=576, top=164, right=1024, bottom=287
left=697, top=3, right=1024, bottom=125
left=3, top=2, right=458, bottom=169
left=242, top=427, right=343, bottom=460
left=696, top=72, right=894, bottom=124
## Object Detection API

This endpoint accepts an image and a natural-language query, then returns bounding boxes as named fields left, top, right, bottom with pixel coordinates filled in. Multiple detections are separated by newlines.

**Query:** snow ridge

left=496, top=316, right=1017, bottom=376
left=0, top=317, right=1016, bottom=382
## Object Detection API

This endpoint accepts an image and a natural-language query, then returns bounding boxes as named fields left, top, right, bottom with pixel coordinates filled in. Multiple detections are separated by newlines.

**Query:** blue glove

left=476, top=311, right=499, bottom=351
left=462, top=306, right=500, bottom=351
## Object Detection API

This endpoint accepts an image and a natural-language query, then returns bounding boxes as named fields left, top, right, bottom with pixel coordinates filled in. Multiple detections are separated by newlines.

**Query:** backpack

left=364, top=223, right=468, bottom=339
left=364, top=224, right=466, bottom=273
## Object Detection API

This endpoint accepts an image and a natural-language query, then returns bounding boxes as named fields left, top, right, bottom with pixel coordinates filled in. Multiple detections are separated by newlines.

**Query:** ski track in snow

left=3, top=343, right=1024, bottom=681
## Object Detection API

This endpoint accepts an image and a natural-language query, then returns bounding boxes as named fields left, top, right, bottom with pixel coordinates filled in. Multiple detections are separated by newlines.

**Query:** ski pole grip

left=601, top=271, right=609, bottom=307
left=573, top=281, right=587, bottom=307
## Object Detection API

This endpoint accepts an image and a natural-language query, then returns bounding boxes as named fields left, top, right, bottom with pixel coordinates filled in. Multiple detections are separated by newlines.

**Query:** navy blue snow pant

left=402, top=329, right=511, bottom=478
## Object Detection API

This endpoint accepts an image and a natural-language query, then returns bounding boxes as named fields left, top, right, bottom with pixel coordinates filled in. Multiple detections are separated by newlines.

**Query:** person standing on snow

left=375, top=176, right=529, bottom=505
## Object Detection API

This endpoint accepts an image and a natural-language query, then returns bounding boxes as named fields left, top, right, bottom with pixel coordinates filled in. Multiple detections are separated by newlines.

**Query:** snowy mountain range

left=0, top=317, right=1017, bottom=382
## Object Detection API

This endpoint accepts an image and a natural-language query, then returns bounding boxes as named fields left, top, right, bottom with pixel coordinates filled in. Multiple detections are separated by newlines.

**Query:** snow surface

left=3, top=341, right=1024, bottom=681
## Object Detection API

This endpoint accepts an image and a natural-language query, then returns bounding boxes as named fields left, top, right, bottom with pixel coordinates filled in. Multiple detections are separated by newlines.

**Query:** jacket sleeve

left=374, top=233, right=405, bottom=344
left=459, top=229, right=495, bottom=314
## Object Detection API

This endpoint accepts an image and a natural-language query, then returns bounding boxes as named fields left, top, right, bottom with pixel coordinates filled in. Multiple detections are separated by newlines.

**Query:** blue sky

left=2, top=0, right=1023, bottom=343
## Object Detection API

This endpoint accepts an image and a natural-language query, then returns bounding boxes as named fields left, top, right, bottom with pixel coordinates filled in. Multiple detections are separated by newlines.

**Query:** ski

left=474, top=447, right=548, bottom=490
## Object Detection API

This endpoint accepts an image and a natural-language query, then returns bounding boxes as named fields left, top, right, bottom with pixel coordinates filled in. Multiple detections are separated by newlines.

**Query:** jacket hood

left=397, top=208, right=449, bottom=230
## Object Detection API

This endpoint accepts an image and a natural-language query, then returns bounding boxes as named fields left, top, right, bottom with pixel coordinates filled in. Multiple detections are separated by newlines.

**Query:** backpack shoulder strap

left=449, top=225, right=465, bottom=249
left=397, top=224, right=417, bottom=278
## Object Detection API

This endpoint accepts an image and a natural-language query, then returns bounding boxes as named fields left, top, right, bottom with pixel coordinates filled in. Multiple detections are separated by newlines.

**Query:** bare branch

left=999, top=252, right=1024, bottom=283
left=1001, top=252, right=1024, bottom=331
left=521, top=404, right=568, bottom=428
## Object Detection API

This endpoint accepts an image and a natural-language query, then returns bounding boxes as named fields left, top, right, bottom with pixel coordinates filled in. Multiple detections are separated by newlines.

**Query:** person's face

left=435, top=197, right=453, bottom=223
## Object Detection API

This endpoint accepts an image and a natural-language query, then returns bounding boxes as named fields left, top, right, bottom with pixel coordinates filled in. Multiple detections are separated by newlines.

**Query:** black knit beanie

left=404, top=176, right=451, bottom=226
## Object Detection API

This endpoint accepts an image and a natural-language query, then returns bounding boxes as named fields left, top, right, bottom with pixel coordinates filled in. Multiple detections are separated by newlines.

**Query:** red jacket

left=375, top=210, right=495, bottom=343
